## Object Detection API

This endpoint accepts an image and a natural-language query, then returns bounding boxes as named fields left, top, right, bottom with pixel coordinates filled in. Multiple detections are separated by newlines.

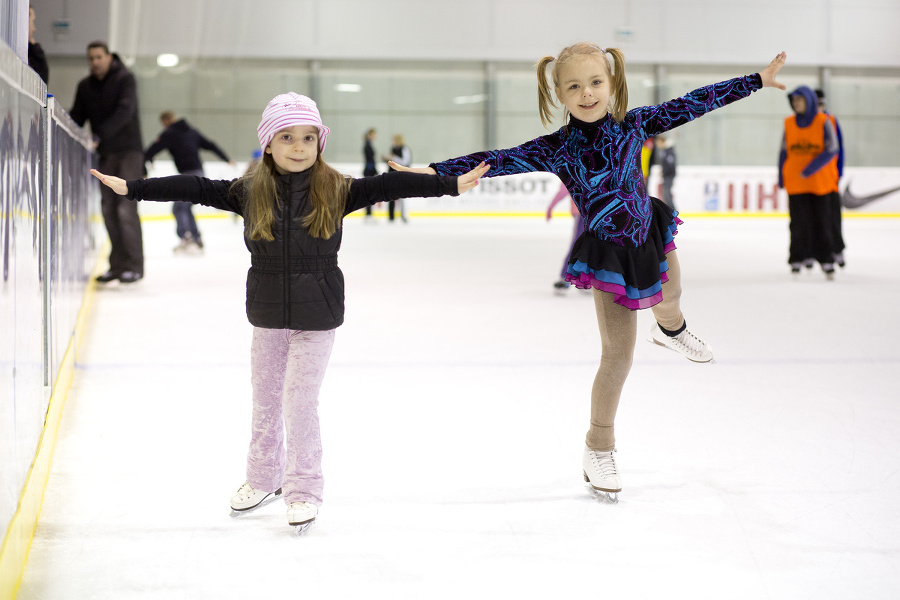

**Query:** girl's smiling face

left=555, top=55, right=612, bottom=123
left=266, top=125, right=320, bottom=174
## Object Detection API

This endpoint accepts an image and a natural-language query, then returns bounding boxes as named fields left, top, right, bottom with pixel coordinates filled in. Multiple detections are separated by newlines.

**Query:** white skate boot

left=583, top=447, right=621, bottom=503
left=230, top=481, right=282, bottom=516
left=287, top=502, right=317, bottom=535
left=649, top=322, right=714, bottom=363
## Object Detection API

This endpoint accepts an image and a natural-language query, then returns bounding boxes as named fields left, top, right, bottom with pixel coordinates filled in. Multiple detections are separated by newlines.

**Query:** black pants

left=830, top=192, right=845, bottom=255
left=788, top=192, right=835, bottom=267
left=387, top=199, right=405, bottom=221
left=99, top=151, right=144, bottom=275
left=363, top=166, right=376, bottom=216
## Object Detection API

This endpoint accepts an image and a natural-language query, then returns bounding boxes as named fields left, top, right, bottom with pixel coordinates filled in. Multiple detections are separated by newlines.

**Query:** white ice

left=17, top=212, right=900, bottom=599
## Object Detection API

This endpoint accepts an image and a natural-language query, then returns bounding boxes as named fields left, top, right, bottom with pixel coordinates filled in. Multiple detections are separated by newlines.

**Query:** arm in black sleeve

left=344, top=171, right=458, bottom=215
left=144, top=138, right=166, bottom=163
left=126, top=175, right=245, bottom=215
left=197, top=132, right=231, bottom=162
left=69, top=84, right=87, bottom=128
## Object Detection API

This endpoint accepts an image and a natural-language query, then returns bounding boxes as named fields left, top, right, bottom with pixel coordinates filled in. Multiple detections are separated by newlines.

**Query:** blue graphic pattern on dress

left=433, top=74, right=762, bottom=248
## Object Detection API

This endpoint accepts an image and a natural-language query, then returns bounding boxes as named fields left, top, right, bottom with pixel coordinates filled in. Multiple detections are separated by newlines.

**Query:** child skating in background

left=92, top=93, right=489, bottom=532
left=392, top=45, right=787, bottom=500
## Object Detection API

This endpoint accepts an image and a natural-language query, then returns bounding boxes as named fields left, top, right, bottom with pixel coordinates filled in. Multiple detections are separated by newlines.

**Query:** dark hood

left=787, top=86, right=818, bottom=127
left=170, top=119, right=191, bottom=133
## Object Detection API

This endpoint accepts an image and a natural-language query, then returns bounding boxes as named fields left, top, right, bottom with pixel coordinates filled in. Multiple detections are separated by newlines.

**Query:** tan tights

left=585, top=251, right=684, bottom=451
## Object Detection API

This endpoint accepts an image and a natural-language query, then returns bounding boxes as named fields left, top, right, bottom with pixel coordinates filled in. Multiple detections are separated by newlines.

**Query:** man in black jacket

left=145, top=111, right=234, bottom=252
left=71, top=41, right=144, bottom=283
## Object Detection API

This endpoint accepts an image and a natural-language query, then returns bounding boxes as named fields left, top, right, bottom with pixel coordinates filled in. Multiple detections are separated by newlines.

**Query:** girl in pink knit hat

left=91, top=92, right=489, bottom=534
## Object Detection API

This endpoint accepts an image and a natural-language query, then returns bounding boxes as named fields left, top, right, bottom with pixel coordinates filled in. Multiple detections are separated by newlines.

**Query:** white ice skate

left=287, top=502, right=317, bottom=535
left=583, top=447, right=621, bottom=503
left=229, top=481, right=282, bottom=516
left=649, top=322, right=714, bottom=363
left=173, top=232, right=203, bottom=255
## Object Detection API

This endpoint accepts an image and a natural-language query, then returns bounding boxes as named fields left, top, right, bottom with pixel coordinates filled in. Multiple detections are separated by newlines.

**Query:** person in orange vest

left=778, top=85, right=839, bottom=279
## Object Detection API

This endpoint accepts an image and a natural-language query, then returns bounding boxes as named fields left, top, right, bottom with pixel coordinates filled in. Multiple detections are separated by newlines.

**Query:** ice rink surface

left=17, top=212, right=900, bottom=599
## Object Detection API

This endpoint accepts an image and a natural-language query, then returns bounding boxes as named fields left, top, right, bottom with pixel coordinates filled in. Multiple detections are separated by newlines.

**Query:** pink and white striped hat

left=257, top=92, right=330, bottom=153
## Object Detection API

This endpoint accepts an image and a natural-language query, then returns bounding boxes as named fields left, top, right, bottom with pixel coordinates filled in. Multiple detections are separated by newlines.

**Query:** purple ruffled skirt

left=565, top=197, right=681, bottom=310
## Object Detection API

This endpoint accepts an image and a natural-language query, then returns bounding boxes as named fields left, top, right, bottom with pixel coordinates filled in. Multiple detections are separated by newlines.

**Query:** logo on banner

left=840, top=183, right=900, bottom=209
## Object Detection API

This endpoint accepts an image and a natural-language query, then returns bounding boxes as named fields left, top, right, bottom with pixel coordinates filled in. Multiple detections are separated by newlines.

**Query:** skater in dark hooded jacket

left=144, top=111, right=235, bottom=252
left=92, top=93, right=489, bottom=532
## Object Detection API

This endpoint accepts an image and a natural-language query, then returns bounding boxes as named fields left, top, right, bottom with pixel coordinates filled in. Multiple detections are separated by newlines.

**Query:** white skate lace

left=235, top=482, right=257, bottom=501
left=288, top=502, right=316, bottom=521
left=672, top=329, right=708, bottom=357
left=588, top=450, right=618, bottom=479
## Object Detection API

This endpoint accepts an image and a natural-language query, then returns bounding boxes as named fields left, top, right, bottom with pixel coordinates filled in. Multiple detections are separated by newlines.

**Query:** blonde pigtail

left=605, top=48, right=629, bottom=122
left=536, top=55, right=559, bottom=128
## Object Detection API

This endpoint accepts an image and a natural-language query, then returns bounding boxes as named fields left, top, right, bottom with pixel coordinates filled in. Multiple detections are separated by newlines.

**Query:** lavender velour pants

left=246, top=327, right=335, bottom=506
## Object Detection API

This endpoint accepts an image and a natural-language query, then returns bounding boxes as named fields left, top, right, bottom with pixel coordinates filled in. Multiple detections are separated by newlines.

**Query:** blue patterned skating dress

left=432, top=74, right=763, bottom=309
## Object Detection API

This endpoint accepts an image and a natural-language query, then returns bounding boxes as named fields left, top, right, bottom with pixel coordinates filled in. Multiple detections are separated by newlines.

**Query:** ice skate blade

left=229, top=491, right=282, bottom=517
left=292, top=519, right=315, bottom=536
left=583, top=472, right=621, bottom=503
left=587, top=486, right=619, bottom=504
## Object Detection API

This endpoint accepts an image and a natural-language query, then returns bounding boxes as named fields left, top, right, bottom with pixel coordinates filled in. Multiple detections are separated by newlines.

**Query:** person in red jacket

left=778, top=85, right=839, bottom=279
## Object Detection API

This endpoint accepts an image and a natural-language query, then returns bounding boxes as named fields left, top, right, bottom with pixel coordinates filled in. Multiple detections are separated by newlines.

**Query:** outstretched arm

left=198, top=132, right=231, bottom=162
left=640, top=52, right=788, bottom=137
left=383, top=162, right=490, bottom=189
left=457, top=162, right=490, bottom=193
left=345, top=162, right=489, bottom=215
left=90, top=169, right=127, bottom=195
left=759, top=52, right=787, bottom=90
left=91, top=168, right=243, bottom=213
left=388, top=161, right=435, bottom=175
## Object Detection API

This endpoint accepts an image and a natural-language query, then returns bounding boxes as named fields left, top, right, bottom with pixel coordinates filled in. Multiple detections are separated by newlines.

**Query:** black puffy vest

left=244, top=170, right=345, bottom=331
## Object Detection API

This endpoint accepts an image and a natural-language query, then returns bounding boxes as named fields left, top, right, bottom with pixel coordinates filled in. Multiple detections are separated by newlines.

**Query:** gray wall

left=33, top=0, right=900, bottom=66
left=29, top=0, right=900, bottom=167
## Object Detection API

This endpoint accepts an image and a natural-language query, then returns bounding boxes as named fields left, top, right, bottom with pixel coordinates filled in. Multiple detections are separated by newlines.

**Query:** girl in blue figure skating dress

left=391, top=44, right=787, bottom=499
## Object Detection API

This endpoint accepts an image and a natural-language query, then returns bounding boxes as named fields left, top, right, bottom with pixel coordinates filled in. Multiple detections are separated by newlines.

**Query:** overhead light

left=335, top=83, right=362, bottom=93
left=453, top=94, right=488, bottom=105
left=157, top=53, right=179, bottom=68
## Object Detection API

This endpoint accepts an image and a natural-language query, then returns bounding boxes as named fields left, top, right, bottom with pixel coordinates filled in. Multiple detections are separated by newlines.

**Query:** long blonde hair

left=237, top=153, right=349, bottom=241
left=537, top=43, right=628, bottom=128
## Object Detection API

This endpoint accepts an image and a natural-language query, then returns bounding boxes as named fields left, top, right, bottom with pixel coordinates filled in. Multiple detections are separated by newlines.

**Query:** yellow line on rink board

left=0, top=247, right=106, bottom=599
